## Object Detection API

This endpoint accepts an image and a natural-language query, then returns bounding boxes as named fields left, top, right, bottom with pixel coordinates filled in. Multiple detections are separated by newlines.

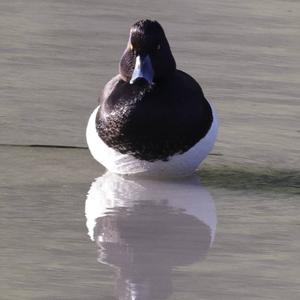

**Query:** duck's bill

left=130, top=55, right=154, bottom=84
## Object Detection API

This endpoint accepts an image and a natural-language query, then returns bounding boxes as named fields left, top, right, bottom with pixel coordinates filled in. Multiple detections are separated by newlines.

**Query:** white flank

left=86, top=104, right=218, bottom=177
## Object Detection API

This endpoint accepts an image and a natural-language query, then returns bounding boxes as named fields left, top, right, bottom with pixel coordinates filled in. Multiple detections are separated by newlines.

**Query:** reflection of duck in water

left=85, top=173, right=217, bottom=300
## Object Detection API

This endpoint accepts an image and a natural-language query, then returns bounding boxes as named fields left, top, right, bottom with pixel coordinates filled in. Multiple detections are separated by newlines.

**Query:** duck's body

left=86, top=20, right=218, bottom=177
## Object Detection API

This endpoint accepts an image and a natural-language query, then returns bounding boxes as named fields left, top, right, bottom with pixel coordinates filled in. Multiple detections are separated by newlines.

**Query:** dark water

left=1, top=147, right=299, bottom=299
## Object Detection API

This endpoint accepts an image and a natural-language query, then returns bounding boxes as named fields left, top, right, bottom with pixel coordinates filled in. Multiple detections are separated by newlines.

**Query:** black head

left=119, top=19, right=176, bottom=84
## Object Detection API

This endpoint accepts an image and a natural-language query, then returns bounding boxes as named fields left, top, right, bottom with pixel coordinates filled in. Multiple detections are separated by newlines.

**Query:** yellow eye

left=157, top=44, right=161, bottom=50
left=129, top=44, right=133, bottom=50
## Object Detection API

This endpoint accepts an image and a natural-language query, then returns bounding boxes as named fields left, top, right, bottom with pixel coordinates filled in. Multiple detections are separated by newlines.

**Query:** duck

left=86, top=19, right=218, bottom=177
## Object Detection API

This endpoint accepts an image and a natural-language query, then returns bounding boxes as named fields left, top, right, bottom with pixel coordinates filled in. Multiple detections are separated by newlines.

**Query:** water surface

left=1, top=0, right=299, bottom=169
left=1, top=0, right=300, bottom=298
left=1, top=147, right=299, bottom=299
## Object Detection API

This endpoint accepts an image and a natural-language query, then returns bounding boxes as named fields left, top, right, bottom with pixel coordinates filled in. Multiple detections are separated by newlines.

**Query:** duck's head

left=119, top=19, right=176, bottom=85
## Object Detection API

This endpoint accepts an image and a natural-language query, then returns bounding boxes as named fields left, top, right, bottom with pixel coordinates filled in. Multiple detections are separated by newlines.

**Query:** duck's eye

left=157, top=44, right=161, bottom=50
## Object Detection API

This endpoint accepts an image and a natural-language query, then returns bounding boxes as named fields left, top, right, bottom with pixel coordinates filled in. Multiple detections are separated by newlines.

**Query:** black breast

left=96, top=70, right=213, bottom=162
